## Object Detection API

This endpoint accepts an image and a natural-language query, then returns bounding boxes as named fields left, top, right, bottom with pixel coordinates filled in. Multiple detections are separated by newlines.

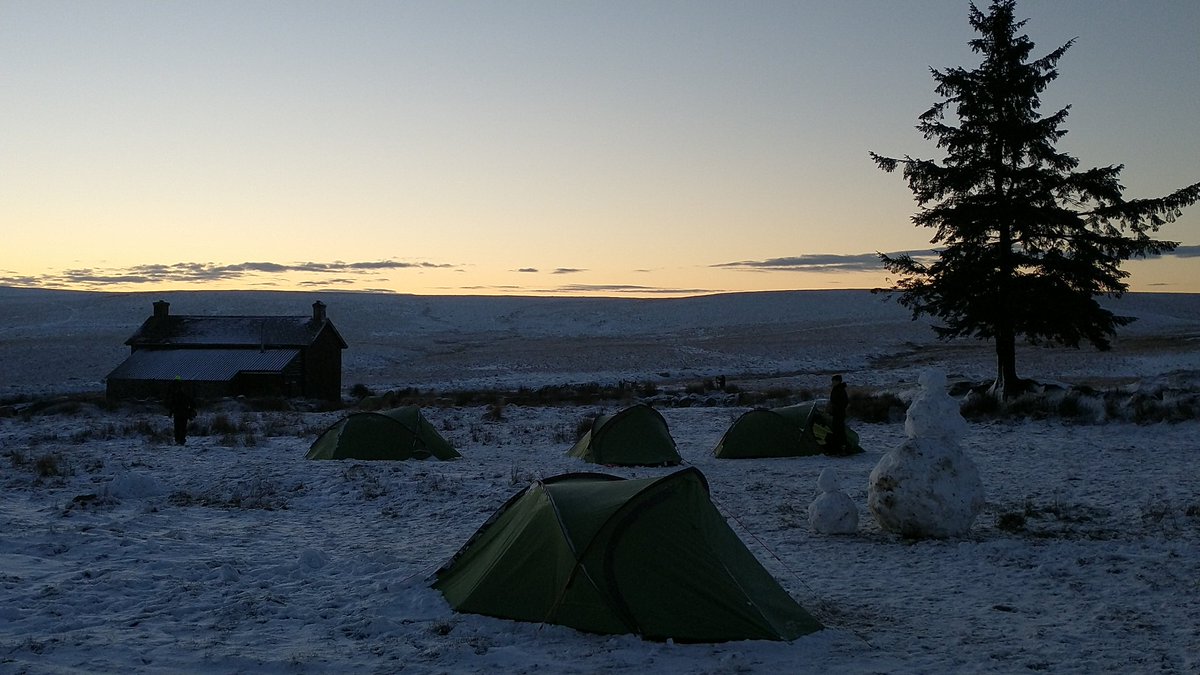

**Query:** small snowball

left=808, top=491, right=859, bottom=535
left=809, top=468, right=858, bottom=535
left=219, top=563, right=240, bottom=582
left=103, top=471, right=167, bottom=499
left=298, top=548, right=328, bottom=569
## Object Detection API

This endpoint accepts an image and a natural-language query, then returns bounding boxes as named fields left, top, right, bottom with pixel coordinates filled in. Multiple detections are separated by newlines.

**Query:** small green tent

left=567, top=403, right=681, bottom=466
left=307, top=406, right=460, bottom=460
left=432, top=467, right=822, bottom=642
left=713, top=401, right=862, bottom=459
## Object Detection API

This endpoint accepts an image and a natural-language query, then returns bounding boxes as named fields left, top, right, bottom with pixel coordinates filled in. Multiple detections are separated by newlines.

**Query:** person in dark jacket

left=166, top=377, right=196, bottom=445
left=826, top=374, right=850, bottom=455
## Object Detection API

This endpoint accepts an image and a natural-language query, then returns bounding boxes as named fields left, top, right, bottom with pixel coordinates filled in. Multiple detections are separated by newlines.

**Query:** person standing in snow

left=166, top=377, right=196, bottom=445
left=826, top=374, right=850, bottom=455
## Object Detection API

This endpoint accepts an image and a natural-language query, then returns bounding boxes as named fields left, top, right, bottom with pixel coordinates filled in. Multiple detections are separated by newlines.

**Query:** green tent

left=432, top=467, right=822, bottom=642
left=567, top=403, right=681, bottom=466
left=306, top=406, right=460, bottom=461
left=713, top=401, right=862, bottom=459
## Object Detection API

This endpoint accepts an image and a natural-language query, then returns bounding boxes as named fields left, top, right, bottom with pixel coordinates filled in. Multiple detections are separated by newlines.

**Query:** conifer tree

left=871, top=0, right=1199, bottom=398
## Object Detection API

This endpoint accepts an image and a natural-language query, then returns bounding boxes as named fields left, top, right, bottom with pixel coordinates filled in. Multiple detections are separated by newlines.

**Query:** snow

left=2, top=288, right=1199, bottom=673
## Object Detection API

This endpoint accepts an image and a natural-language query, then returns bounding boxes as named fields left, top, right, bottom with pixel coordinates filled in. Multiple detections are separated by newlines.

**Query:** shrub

left=960, top=391, right=1002, bottom=419
left=995, top=512, right=1027, bottom=533
left=638, top=381, right=659, bottom=397
left=245, top=396, right=293, bottom=412
left=35, top=452, right=66, bottom=478
left=1055, top=394, right=1089, bottom=420
left=218, top=432, right=258, bottom=447
left=849, top=391, right=906, bottom=423
left=1002, top=395, right=1052, bottom=420
left=189, top=413, right=261, bottom=437
left=763, top=386, right=792, bottom=401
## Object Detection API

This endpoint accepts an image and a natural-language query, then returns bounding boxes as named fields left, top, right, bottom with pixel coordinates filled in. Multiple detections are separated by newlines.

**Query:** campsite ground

left=2, top=287, right=1199, bottom=673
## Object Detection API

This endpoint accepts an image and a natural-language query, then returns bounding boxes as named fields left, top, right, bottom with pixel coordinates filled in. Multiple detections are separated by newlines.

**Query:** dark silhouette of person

left=826, top=374, right=850, bottom=455
left=166, top=377, right=196, bottom=445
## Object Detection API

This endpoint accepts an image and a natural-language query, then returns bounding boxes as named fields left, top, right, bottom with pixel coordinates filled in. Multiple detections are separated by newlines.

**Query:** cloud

left=551, top=284, right=720, bottom=295
left=552, top=268, right=586, bottom=275
left=452, top=285, right=526, bottom=291
left=516, top=268, right=539, bottom=273
left=712, top=251, right=936, bottom=273
left=1, top=259, right=461, bottom=289
left=716, top=244, right=1200, bottom=274
left=441, top=282, right=720, bottom=296
left=297, top=278, right=358, bottom=286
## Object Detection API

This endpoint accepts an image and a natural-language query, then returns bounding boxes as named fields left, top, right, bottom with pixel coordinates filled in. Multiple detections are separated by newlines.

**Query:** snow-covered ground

left=2, top=288, right=1199, bottom=673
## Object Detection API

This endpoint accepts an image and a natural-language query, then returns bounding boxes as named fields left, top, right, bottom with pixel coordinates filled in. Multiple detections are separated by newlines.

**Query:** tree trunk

left=991, top=324, right=1024, bottom=399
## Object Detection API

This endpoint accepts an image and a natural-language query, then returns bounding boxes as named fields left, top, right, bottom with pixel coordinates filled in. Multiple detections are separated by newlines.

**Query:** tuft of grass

left=218, top=432, right=258, bottom=447
left=995, top=512, right=1027, bottom=533
left=551, top=419, right=584, bottom=444
left=991, top=498, right=1120, bottom=540
left=482, top=401, right=506, bottom=422
left=574, top=416, right=594, bottom=439
left=169, top=476, right=294, bottom=511
left=343, top=466, right=388, bottom=500
left=469, top=424, right=497, bottom=445
left=12, top=451, right=71, bottom=479
left=509, top=464, right=541, bottom=486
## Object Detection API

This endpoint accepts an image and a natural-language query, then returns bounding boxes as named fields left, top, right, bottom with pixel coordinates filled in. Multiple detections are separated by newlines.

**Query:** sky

left=2, top=0, right=1198, bottom=297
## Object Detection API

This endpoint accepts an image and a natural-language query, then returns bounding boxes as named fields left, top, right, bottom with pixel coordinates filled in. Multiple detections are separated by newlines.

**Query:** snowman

left=868, top=368, right=984, bottom=538
left=808, top=467, right=859, bottom=535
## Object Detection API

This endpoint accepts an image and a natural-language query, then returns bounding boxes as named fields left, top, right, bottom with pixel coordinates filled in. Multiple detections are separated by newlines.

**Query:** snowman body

left=868, top=369, right=984, bottom=538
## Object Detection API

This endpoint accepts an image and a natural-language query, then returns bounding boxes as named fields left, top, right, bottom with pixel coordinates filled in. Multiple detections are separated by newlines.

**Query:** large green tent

left=432, top=467, right=822, bottom=642
left=306, top=406, right=460, bottom=460
left=713, top=401, right=862, bottom=459
left=566, top=403, right=681, bottom=466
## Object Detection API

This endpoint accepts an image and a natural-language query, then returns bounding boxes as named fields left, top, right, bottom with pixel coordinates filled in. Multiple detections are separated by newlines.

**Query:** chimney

left=153, top=300, right=170, bottom=319
left=312, top=301, right=327, bottom=323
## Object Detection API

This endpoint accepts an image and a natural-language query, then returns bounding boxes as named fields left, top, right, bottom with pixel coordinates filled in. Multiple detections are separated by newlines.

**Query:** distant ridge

left=1, top=286, right=1197, bottom=397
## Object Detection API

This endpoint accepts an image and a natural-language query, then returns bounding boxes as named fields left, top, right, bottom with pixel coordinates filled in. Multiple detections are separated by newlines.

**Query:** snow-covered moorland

left=2, top=287, right=1199, bottom=673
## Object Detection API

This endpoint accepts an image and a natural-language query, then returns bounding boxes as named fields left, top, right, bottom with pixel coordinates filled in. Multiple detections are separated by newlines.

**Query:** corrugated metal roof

left=125, top=316, right=347, bottom=349
left=107, top=349, right=301, bottom=382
